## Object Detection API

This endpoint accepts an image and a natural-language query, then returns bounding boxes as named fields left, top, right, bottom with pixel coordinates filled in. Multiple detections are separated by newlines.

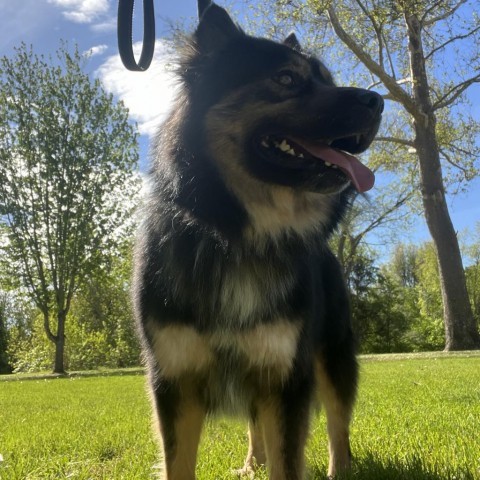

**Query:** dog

left=132, top=3, right=383, bottom=479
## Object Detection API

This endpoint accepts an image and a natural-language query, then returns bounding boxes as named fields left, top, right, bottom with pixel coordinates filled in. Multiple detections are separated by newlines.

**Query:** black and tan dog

left=133, top=3, right=383, bottom=479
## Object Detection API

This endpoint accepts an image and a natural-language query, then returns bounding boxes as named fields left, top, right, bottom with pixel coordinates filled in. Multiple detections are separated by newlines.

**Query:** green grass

left=1, top=353, right=479, bottom=479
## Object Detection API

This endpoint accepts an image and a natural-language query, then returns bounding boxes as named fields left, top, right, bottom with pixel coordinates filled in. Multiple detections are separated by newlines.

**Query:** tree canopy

left=249, top=0, right=480, bottom=349
left=0, top=43, right=141, bottom=373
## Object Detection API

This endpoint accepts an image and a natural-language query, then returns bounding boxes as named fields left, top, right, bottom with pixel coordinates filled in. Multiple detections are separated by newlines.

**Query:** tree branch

left=420, top=0, right=447, bottom=25
left=43, top=310, right=57, bottom=344
left=433, top=74, right=480, bottom=110
left=375, top=136, right=415, bottom=148
left=327, top=5, right=418, bottom=115
left=440, top=147, right=471, bottom=180
left=422, top=0, right=468, bottom=27
left=354, top=0, right=385, bottom=71
left=357, top=193, right=412, bottom=239
left=369, top=77, right=412, bottom=91
left=425, top=25, right=480, bottom=60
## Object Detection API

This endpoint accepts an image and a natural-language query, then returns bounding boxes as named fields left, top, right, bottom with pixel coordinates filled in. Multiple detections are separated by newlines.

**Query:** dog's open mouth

left=258, top=135, right=375, bottom=193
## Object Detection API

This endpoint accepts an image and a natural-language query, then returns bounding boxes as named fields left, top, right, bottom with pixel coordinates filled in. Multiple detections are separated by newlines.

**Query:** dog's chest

left=215, top=259, right=295, bottom=325
left=148, top=320, right=301, bottom=412
left=172, top=237, right=300, bottom=326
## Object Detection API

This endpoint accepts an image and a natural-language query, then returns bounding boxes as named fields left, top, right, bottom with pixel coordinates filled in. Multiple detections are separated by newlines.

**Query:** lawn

left=0, top=353, right=479, bottom=479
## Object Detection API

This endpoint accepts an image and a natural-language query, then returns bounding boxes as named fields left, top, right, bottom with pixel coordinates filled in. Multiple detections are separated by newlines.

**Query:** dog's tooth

left=287, top=148, right=296, bottom=155
left=298, top=153, right=304, bottom=158
left=261, top=139, right=269, bottom=148
left=325, top=162, right=332, bottom=167
left=326, top=140, right=333, bottom=146
left=332, top=165, right=338, bottom=169
left=356, top=134, right=362, bottom=144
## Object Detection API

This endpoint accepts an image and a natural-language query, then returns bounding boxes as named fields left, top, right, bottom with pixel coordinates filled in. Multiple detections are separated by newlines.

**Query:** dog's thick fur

left=133, top=4, right=383, bottom=479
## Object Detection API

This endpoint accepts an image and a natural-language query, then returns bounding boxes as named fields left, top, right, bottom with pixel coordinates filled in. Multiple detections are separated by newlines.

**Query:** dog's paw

left=232, top=465, right=256, bottom=479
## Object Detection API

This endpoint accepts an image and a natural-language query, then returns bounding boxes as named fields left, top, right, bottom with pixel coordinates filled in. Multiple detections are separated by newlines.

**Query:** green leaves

left=0, top=42, right=141, bottom=371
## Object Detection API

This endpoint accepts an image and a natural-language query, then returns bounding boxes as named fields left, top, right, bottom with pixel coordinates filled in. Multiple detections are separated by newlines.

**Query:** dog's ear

left=197, top=0, right=211, bottom=18
left=283, top=32, right=302, bottom=52
left=195, top=3, right=243, bottom=53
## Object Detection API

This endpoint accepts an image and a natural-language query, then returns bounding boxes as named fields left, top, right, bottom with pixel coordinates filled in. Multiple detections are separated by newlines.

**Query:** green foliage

left=0, top=42, right=139, bottom=308
left=466, top=263, right=480, bottom=326
left=464, top=225, right=480, bottom=327
left=389, top=243, right=418, bottom=288
left=352, top=269, right=415, bottom=353
left=345, top=241, right=448, bottom=353
left=0, top=42, right=141, bottom=371
left=413, top=243, right=445, bottom=349
left=6, top=310, right=54, bottom=373
left=0, top=292, right=12, bottom=373
left=66, top=243, right=141, bottom=370
left=0, top=274, right=55, bottom=374
left=5, top=244, right=140, bottom=372
left=383, top=243, right=444, bottom=351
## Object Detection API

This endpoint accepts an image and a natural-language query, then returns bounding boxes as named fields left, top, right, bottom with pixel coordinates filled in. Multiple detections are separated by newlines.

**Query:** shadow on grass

left=310, top=453, right=475, bottom=480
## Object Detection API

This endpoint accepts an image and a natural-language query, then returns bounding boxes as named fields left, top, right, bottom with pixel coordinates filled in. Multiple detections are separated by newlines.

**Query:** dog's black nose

left=356, top=91, right=384, bottom=115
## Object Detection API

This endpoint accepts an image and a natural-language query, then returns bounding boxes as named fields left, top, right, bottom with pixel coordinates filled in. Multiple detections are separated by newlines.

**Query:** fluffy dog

left=133, top=3, right=383, bottom=479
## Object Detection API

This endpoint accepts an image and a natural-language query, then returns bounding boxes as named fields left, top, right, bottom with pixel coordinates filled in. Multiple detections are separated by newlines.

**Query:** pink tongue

left=292, top=139, right=375, bottom=193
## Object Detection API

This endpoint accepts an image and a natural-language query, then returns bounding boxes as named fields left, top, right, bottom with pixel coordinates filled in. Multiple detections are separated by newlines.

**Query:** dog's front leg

left=237, top=419, right=267, bottom=477
left=315, top=359, right=357, bottom=478
left=257, top=383, right=312, bottom=480
left=151, top=377, right=206, bottom=480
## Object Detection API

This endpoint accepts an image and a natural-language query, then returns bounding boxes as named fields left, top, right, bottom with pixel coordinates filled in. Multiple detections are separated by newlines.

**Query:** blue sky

left=2, top=0, right=480, bottom=253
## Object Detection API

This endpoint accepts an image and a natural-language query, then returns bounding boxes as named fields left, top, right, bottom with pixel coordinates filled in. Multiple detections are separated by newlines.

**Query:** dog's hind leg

left=315, top=357, right=358, bottom=478
left=150, top=377, right=205, bottom=480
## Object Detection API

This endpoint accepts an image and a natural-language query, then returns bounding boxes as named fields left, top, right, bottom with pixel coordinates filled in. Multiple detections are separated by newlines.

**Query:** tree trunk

left=53, top=310, right=66, bottom=374
left=405, top=12, right=480, bottom=350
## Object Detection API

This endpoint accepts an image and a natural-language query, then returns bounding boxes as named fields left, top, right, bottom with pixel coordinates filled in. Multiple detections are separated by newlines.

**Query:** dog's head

left=165, top=3, right=383, bottom=238
left=181, top=4, right=383, bottom=194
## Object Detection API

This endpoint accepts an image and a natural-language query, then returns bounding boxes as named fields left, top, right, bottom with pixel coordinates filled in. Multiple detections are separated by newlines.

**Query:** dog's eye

left=274, top=71, right=296, bottom=88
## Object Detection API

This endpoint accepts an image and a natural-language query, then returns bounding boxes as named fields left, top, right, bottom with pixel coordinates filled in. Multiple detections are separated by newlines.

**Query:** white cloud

left=47, top=0, right=109, bottom=24
left=96, top=40, right=179, bottom=138
left=91, top=17, right=117, bottom=33
left=84, top=44, right=108, bottom=57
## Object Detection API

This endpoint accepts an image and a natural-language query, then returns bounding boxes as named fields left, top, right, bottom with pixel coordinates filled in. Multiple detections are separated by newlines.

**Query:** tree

left=390, top=243, right=419, bottom=288
left=464, top=224, right=480, bottom=328
left=343, top=247, right=413, bottom=353
left=0, top=291, right=12, bottom=373
left=0, top=43, right=140, bottom=373
left=67, top=241, right=141, bottom=370
left=332, top=181, right=413, bottom=284
left=258, top=0, right=480, bottom=350
left=384, top=242, right=444, bottom=350
left=413, top=242, right=446, bottom=349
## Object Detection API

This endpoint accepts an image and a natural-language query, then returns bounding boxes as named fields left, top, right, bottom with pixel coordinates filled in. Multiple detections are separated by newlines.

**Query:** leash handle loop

left=117, top=0, right=212, bottom=71
left=117, top=0, right=155, bottom=71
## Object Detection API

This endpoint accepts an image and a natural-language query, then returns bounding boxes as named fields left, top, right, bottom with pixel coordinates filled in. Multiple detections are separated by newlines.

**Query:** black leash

left=118, top=0, right=155, bottom=71
left=117, top=0, right=212, bottom=71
